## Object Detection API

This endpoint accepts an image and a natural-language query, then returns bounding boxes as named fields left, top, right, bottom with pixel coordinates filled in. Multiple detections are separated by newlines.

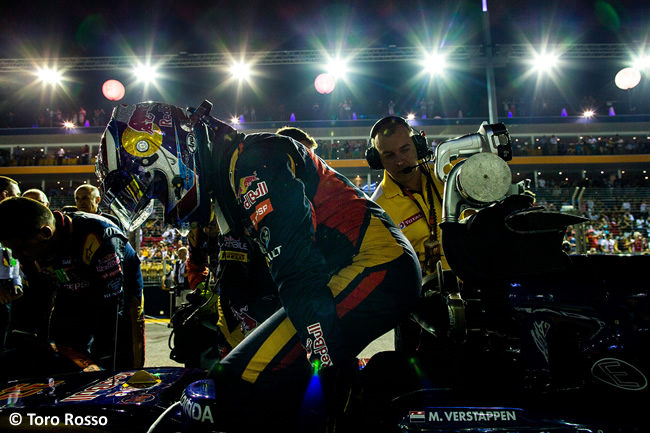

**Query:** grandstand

left=1, top=113, right=648, bottom=202
left=1, top=111, right=648, bottom=317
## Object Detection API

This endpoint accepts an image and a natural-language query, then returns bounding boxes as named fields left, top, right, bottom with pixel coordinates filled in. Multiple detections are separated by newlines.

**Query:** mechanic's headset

left=365, top=116, right=430, bottom=170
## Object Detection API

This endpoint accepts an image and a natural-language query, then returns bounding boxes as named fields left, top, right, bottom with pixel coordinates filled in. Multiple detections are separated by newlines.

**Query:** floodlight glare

left=531, top=53, right=559, bottom=72
left=406, top=113, right=416, bottom=120
left=36, top=67, right=63, bottom=85
left=327, top=58, right=348, bottom=78
left=583, top=110, right=595, bottom=118
left=422, top=53, right=447, bottom=75
left=133, top=63, right=159, bottom=84
left=633, top=56, right=650, bottom=70
left=230, top=61, right=251, bottom=80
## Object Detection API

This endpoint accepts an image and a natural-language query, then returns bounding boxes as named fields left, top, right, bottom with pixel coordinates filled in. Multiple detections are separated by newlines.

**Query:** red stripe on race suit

left=336, top=269, right=387, bottom=319
left=308, top=152, right=366, bottom=247
left=272, top=341, right=304, bottom=372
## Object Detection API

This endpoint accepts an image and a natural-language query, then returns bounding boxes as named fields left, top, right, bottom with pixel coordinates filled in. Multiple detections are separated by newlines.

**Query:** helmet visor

left=101, top=169, right=156, bottom=232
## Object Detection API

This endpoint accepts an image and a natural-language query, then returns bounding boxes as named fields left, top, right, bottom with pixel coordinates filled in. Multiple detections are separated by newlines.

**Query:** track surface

left=143, top=317, right=394, bottom=368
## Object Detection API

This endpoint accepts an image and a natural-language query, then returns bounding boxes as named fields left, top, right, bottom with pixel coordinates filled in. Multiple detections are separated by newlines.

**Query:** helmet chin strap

left=212, top=201, right=230, bottom=235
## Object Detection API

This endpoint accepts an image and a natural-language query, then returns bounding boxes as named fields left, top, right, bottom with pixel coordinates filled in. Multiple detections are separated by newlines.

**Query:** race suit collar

left=31, top=211, right=73, bottom=267
left=52, top=210, right=73, bottom=239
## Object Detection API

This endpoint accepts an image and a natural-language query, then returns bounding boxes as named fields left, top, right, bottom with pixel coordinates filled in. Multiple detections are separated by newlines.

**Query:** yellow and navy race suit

left=210, top=132, right=422, bottom=397
left=18, top=211, right=144, bottom=370
left=371, top=164, right=449, bottom=272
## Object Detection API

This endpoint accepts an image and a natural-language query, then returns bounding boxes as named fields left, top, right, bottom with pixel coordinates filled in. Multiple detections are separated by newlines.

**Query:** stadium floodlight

left=230, top=61, right=251, bottom=81
left=36, top=67, right=63, bottom=85
left=421, top=53, right=447, bottom=75
left=633, top=56, right=650, bottom=70
left=326, top=58, right=348, bottom=78
left=132, top=63, right=159, bottom=84
left=531, top=52, right=559, bottom=72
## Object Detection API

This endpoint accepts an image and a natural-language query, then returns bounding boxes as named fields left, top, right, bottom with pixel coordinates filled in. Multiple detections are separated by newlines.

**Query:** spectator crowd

left=532, top=184, right=650, bottom=255
left=1, top=133, right=648, bottom=169
left=0, top=91, right=646, bottom=130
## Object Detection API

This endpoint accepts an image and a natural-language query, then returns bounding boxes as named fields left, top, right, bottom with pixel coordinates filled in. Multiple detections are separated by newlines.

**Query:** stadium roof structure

left=0, top=43, right=644, bottom=72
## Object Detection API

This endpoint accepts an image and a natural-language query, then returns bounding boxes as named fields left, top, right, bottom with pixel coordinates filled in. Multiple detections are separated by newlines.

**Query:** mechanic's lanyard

left=400, top=176, right=441, bottom=242
left=400, top=170, right=443, bottom=273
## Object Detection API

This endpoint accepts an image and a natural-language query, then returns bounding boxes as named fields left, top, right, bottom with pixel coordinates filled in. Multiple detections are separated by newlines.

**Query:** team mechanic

left=174, top=220, right=280, bottom=366
left=367, top=116, right=448, bottom=353
left=95, top=101, right=422, bottom=429
left=0, top=198, right=144, bottom=373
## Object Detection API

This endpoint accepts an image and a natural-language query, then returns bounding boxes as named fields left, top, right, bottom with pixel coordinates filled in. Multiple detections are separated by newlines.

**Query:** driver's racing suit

left=209, top=132, right=422, bottom=408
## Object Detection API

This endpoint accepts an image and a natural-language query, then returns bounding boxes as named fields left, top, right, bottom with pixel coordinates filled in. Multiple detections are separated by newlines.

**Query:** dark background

left=0, top=0, right=648, bottom=123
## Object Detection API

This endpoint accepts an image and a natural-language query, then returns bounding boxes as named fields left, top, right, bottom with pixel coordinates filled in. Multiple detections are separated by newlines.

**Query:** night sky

left=1, top=1, right=646, bottom=57
left=0, top=0, right=648, bottom=121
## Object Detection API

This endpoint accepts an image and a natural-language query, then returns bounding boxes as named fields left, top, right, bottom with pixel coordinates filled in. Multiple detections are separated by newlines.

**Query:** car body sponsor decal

left=592, top=358, right=647, bottom=390
left=0, top=380, right=64, bottom=400
left=61, top=372, right=136, bottom=402
left=120, top=394, right=156, bottom=404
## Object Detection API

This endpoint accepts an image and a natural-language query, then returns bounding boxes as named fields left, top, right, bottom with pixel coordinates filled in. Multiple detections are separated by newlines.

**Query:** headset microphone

left=401, top=164, right=420, bottom=174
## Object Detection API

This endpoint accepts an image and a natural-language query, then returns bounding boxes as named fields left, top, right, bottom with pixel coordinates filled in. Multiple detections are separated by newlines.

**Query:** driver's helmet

left=96, top=102, right=210, bottom=232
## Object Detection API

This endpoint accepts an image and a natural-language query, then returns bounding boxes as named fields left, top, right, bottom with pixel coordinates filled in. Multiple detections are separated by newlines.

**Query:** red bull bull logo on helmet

left=128, top=103, right=173, bottom=135
left=119, top=103, right=178, bottom=158
left=128, top=103, right=156, bottom=136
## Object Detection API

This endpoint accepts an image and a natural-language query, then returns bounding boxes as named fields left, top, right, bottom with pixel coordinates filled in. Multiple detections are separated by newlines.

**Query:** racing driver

left=95, top=101, right=421, bottom=430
